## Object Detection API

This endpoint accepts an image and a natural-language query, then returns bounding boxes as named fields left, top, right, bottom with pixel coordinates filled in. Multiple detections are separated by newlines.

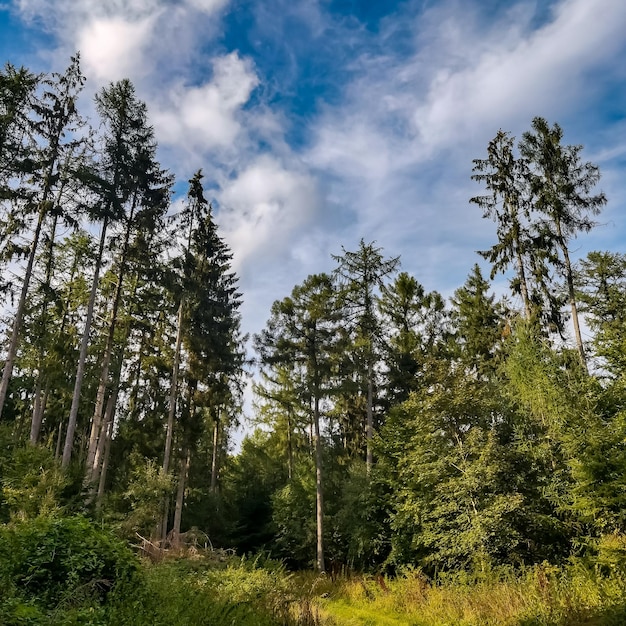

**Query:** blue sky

left=2, top=0, right=626, bottom=370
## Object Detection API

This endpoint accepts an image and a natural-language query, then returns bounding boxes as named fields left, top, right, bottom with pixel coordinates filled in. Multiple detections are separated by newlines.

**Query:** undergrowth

left=4, top=517, right=626, bottom=625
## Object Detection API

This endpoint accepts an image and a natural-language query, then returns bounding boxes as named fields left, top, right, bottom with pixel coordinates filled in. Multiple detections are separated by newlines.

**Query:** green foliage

left=272, top=460, right=318, bottom=567
left=111, top=455, right=174, bottom=538
left=0, top=432, right=70, bottom=520
left=0, top=515, right=140, bottom=613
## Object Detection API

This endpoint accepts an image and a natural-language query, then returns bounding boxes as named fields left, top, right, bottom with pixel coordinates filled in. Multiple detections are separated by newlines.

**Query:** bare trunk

left=62, top=215, right=109, bottom=469
left=92, top=385, right=119, bottom=501
left=0, top=204, right=47, bottom=418
left=86, top=199, right=136, bottom=485
left=172, top=448, right=191, bottom=546
left=210, top=415, right=219, bottom=493
left=29, top=376, right=43, bottom=445
left=163, top=300, right=184, bottom=474
left=287, top=408, right=293, bottom=481
left=96, top=416, right=114, bottom=509
left=54, top=420, right=63, bottom=458
left=313, top=391, right=325, bottom=574
left=366, top=359, right=373, bottom=475
left=557, top=224, right=587, bottom=372
left=514, top=243, right=532, bottom=321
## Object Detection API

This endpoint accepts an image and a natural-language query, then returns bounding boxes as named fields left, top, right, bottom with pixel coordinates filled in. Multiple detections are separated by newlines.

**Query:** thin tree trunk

left=163, top=300, right=184, bottom=475
left=366, top=359, right=373, bottom=474
left=96, top=405, right=115, bottom=509
left=313, top=387, right=325, bottom=574
left=287, top=408, right=293, bottom=481
left=0, top=203, right=47, bottom=418
left=210, top=414, right=219, bottom=494
left=514, top=233, right=532, bottom=320
left=54, top=420, right=63, bottom=458
left=29, top=376, right=43, bottom=445
left=92, top=385, right=118, bottom=502
left=172, top=448, right=191, bottom=547
left=62, top=214, right=109, bottom=468
left=556, top=222, right=587, bottom=372
left=86, top=198, right=136, bottom=485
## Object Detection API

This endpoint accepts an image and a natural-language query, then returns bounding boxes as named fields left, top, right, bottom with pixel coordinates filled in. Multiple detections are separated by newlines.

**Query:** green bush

left=0, top=515, right=141, bottom=611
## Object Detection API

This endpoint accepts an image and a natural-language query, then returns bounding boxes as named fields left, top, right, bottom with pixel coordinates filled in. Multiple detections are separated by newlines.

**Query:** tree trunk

left=172, top=448, right=191, bottom=547
left=92, top=384, right=119, bottom=502
left=0, top=203, right=47, bottom=418
left=62, top=214, right=109, bottom=469
left=210, top=414, right=219, bottom=494
left=366, top=358, right=373, bottom=474
left=163, top=300, right=184, bottom=475
left=513, top=228, right=532, bottom=321
left=96, top=409, right=115, bottom=509
left=556, top=222, right=587, bottom=372
left=86, top=198, right=136, bottom=485
left=313, top=390, right=325, bottom=574
left=287, top=408, right=293, bottom=481
left=29, top=376, right=43, bottom=445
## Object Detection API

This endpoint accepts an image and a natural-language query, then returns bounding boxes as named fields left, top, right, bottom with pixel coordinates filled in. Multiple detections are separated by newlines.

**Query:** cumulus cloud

left=218, top=155, right=320, bottom=272
left=153, top=53, right=259, bottom=152
left=76, top=15, right=158, bottom=82
left=14, top=0, right=230, bottom=86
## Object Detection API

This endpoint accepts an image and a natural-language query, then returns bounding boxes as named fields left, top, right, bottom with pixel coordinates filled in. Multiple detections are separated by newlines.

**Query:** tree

left=255, top=273, right=340, bottom=572
left=449, top=264, right=507, bottom=380
left=576, top=251, right=626, bottom=378
left=0, top=56, right=85, bottom=420
left=332, top=240, right=399, bottom=473
left=161, top=171, right=245, bottom=543
left=63, top=79, right=155, bottom=468
left=471, top=130, right=534, bottom=320
left=378, top=271, right=448, bottom=406
left=520, top=117, right=606, bottom=370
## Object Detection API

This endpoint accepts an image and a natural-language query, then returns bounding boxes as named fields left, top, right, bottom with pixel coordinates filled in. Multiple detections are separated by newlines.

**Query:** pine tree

left=0, top=56, right=86, bottom=420
left=332, top=240, right=399, bottom=473
left=520, top=117, right=606, bottom=371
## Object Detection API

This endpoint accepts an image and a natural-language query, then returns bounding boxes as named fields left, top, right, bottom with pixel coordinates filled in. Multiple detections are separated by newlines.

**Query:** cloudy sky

left=2, top=0, right=626, bottom=377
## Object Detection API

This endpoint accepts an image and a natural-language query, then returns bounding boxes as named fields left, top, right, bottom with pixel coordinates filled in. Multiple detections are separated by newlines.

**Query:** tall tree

left=520, top=117, right=606, bottom=371
left=62, top=79, right=153, bottom=468
left=470, top=128, right=563, bottom=329
left=333, top=240, right=399, bottom=473
left=378, top=271, right=448, bottom=406
left=0, top=56, right=85, bottom=420
left=255, top=273, right=340, bottom=572
left=161, top=171, right=245, bottom=543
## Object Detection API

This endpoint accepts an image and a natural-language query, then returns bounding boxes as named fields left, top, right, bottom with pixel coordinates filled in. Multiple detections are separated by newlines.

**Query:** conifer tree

left=333, top=240, right=399, bottom=473
left=0, top=56, right=85, bottom=420
left=520, top=117, right=606, bottom=371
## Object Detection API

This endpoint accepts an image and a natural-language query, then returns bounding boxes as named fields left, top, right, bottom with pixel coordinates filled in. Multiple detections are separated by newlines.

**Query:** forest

left=3, top=55, right=626, bottom=625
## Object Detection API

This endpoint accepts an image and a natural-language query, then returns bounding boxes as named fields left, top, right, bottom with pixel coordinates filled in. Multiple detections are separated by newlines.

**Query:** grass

left=5, top=531, right=626, bottom=625
left=307, top=562, right=626, bottom=626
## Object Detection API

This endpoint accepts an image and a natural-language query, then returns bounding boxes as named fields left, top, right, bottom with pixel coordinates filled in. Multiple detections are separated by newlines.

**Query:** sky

left=2, top=0, right=626, bottom=427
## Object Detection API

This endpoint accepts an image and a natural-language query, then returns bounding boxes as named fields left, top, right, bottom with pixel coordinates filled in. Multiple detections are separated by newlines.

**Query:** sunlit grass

left=305, top=562, right=626, bottom=626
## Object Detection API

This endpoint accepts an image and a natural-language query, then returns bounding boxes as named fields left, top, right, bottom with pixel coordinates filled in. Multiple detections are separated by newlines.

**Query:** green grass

left=310, top=563, right=626, bottom=626
left=4, top=523, right=626, bottom=626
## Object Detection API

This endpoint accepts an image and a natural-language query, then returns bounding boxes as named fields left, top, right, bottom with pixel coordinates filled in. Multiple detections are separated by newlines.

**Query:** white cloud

left=185, top=0, right=229, bottom=14
left=218, top=155, right=320, bottom=272
left=306, top=0, right=626, bottom=278
left=152, top=52, right=259, bottom=152
left=77, top=15, right=158, bottom=82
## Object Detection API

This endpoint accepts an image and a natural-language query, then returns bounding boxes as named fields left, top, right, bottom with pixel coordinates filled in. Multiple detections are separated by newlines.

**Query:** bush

left=0, top=515, right=141, bottom=611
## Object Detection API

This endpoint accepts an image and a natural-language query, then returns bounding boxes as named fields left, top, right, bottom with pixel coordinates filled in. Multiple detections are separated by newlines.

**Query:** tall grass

left=312, top=561, right=626, bottom=625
